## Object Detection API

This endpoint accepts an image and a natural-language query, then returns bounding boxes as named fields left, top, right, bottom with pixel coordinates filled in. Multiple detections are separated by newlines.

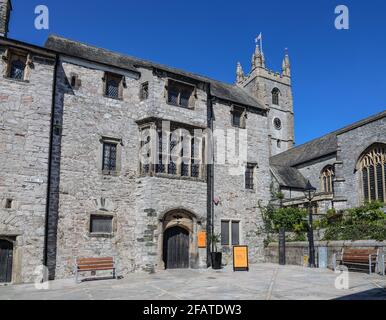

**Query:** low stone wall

left=265, top=240, right=386, bottom=269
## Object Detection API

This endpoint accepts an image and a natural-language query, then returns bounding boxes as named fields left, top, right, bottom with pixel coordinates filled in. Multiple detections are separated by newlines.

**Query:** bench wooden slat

left=75, top=257, right=116, bottom=283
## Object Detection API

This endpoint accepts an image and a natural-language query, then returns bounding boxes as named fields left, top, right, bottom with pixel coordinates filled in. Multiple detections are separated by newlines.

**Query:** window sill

left=89, top=233, right=114, bottom=239
left=166, top=101, right=194, bottom=110
left=3, top=76, right=29, bottom=84
left=139, top=172, right=206, bottom=183
left=102, top=170, right=120, bottom=177
left=103, top=94, right=123, bottom=101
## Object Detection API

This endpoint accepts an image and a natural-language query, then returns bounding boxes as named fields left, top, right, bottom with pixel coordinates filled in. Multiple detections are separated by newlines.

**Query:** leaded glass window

left=221, top=220, right=240, bottom=246
left=10, top=59, right=25, bottom=80
left=359, top=144, right=386, bottom=203
left=167, top=80, right=194, bottom=108
left=105, top=73, right=122, bottom=99
left=245, top=164, right=255, bottom=190
left=103, top=142, right=117, bottom=172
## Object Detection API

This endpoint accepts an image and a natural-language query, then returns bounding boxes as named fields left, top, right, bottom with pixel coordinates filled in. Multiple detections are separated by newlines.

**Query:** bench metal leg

left=113, top=268, right=116, bottom=279
left=369, top=255, right=372, bottom=275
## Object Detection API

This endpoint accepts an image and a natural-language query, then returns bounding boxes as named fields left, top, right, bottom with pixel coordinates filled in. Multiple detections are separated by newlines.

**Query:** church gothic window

left=359, top=144, right=386, bottom=203
left=321, top=165, right=334, bottom=194
left=272, top=88, right=280, bottom=105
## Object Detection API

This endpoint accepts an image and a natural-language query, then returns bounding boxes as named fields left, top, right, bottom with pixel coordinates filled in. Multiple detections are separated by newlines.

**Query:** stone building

left=0, top=1, right=385, bottom=283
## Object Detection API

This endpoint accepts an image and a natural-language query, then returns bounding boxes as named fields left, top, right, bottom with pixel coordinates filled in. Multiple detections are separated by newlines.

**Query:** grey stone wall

left=48, top=58, right=210, bottom=279
left=265, top=240, right=386, bottom=269
left=212, top=100, right=271, bottom=264
left=0, top=0, right=11, bottom=37
left=0, top=44, right=55, bottom=283
left=334, top=117, right=386, bottom=209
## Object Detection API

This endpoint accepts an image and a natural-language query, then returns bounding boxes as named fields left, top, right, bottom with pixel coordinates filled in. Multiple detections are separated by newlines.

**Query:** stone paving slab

left=0, top=264, right=385, bottom=300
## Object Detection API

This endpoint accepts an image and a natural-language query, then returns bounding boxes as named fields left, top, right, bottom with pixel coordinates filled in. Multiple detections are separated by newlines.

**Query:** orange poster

left=197, top=231, right=206, bottom=248
left=233, top=246, right=249, bottom=271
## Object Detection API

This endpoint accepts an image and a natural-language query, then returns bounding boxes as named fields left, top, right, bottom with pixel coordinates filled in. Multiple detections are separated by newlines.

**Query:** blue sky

left=8, top=0, right=386, bottom=145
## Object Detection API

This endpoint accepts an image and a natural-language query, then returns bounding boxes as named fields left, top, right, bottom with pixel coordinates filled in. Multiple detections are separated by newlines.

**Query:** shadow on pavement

left=334, top=288, right=386, bottom=300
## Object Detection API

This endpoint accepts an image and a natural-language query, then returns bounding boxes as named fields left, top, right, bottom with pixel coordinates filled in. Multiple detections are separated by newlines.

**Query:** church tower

left=236, top=40, right=295, bottom=157
left=0, top=0, right=12, bottom=38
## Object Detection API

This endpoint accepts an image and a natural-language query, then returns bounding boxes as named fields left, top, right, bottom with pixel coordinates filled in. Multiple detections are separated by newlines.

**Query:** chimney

left=0, top=0, right=12, bottom=38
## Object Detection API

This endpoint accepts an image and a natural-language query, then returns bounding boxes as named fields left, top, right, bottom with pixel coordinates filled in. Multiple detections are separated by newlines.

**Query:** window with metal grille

left=105, top=73, right=122, bottom=99
left=272, top=88, right=280, bottom=105
left=221, top=220, right=240, bottom=246
left=10, top=58, right=26, bottom=80
left=140, top=82, right=149, bottom=100
left=167, top=80, right=194, bottom=108
left=90, top=215, right=113, bottom=234
left=245, top=164, right=255, bottom=189
left=103, top=142, right=117, bottom=172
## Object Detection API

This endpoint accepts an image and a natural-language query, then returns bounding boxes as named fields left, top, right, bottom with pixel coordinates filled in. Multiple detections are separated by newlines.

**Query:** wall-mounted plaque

left=197, top=231, right=206, bottom=248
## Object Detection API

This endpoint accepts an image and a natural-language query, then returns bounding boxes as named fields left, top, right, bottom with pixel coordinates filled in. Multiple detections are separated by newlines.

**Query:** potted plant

left=209, top=233, right=222, bottom=270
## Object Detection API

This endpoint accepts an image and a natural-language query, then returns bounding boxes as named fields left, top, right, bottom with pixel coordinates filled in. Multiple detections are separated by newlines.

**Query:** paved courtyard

left=0, top=263, right=385, bottom=300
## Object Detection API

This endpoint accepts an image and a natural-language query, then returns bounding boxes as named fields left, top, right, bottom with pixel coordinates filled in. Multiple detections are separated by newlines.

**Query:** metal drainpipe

left=206, top=83, right=215, bottom=267
left=43, top=55, right=58, bottom=268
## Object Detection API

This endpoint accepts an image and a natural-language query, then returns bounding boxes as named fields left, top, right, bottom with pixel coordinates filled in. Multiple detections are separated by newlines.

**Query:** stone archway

left=157, top=209, right=199, bottom=270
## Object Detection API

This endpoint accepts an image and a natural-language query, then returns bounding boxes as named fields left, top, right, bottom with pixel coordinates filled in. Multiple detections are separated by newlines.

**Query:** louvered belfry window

left=103, top=142, right=117, bottom=172
left=359, top=144, right=386, bottom=203
left=272, top=88, right=280, bottom=105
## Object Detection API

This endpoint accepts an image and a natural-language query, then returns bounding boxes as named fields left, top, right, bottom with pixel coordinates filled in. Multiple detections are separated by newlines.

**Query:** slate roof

left=270, top=165, right=308, bottom=189
left=270, top=110, right=386, bottom=188
left=45, top=35, right=266, bottom=111
left=271, top=110, right=386, bottom=167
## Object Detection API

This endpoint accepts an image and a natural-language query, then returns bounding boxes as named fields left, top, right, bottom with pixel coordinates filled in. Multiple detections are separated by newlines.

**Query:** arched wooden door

left=0, top=240, right=13, bottom=283
left=163, top=226, right=189, bottom=269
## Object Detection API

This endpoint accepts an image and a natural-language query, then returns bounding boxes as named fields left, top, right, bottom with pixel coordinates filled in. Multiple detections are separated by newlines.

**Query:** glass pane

left=106, top=80, right=119, bottom=98
left=369, top=166, right=376, bottom=200
left=363, top=168, right=369, bottom=201
left=221, top=221, right=229, bottom=245
left=10, top=60, right=25, bottom=80
left=180, top=90, right=191, bottom=108
left=91, top=216, right=113, bottom=233
left=103, top=143, right=117, bottom=171
left=233, top=113, right=241, bottom=127
left=168, top=89, right=179, bottom=105
left=231, top=221, right=240, bottom=245
left=376, top=164, right=384, bottom=202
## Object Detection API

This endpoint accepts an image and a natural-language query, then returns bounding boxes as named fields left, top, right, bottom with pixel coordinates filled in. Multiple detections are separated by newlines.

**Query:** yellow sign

left=303, top=255, right=309, bottom=267
left=233, top=246, right=249, bottom=271
left=197, top=231, right=206, bottom=248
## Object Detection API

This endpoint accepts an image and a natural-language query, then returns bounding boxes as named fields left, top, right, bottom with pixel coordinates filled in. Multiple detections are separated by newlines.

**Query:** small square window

left=167, top=80, right=194, bottom=108
left=104, top=73, right=123, bottom=99
left=5, top=199, right=13, bottom=209
left=140, top=82, right=149, bottom=100
left=8, top=54, right=27, bottom=81
left=90, top=215, right=113, bottom=234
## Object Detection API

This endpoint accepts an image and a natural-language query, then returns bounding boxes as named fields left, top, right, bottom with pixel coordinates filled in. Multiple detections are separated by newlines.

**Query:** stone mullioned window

left=139, top=123, right=205, bottom=180
left=2, top=49, right=33, bottom=82
left=321, top=165, right=335, bottom=194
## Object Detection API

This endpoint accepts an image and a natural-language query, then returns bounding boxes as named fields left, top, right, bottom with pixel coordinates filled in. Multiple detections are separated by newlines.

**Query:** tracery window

left=359, top=145, right=386, bottom=203
left=321, top=165, right=334, bottom=194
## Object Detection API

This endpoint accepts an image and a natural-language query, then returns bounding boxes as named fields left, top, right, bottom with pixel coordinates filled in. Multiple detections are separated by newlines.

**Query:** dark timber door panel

left=163, top=227, right=189, bottom=269
left=0, top=240, right=13, bottom=283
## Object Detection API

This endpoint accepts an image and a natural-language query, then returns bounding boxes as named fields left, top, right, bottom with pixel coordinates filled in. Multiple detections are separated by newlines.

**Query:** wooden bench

left=333, top=248, right=380, bottom=275
left=75, top=257, right=116, bottom=283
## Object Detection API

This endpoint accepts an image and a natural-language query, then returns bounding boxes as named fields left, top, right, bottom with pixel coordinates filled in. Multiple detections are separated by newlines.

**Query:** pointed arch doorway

left=163, top=226, right=189, bottom=269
